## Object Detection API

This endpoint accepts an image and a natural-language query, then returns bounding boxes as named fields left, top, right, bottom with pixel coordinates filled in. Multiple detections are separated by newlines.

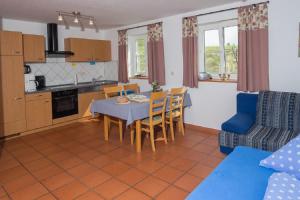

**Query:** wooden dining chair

left=140, top=91, right=168, bottom=152
left=103, top=85, right=124, bottom=98
left=165, top=87, right=186, bottom=141
left=103, top=85, right=124, bottom=142
left=124, top=83, right=140, bottom=95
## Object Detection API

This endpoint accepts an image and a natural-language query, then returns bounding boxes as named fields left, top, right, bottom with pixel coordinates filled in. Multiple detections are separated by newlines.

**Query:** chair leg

left=130, top=124, right=134, bottom=145
left=162, top=123, right=168, bottom=144
left=170, top=119, right=175, bottom=141
left=179, top=117, right=185, bottom=136
left=150, top=127, right=156, bottom=152
left=118, top=120, right=123, bottom=143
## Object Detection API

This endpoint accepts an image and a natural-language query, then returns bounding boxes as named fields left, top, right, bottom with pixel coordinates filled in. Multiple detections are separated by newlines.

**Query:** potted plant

left=151, top=81, right=162, bottom=92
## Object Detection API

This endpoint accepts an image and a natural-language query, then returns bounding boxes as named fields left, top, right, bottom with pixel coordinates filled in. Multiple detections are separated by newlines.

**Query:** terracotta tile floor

left=0, top=119, right=226, bottom=200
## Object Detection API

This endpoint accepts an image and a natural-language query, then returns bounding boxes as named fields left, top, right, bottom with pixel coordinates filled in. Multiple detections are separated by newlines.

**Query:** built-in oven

left=52, top=89, right=78, bottom=119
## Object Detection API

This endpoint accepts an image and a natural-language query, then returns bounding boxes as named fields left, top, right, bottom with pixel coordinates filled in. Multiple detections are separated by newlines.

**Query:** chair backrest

left=124, top=83, right=140, bottom=95
left=169, top=87, right=186, bottom=115
left=149, top=91, right=167, bottom=123
left=103, top=85, right=124, bottom=99
left=256, top=91, right=300, bottom=131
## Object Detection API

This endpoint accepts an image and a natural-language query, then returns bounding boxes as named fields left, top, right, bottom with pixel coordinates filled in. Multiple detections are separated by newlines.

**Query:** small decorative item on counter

left=116, top=96, right=129, bottom=104
left=151, top=81, right=162, bottom=92
left=198, top=72, right=212, bottom=81
left=219, top=73, right=231, bottom=81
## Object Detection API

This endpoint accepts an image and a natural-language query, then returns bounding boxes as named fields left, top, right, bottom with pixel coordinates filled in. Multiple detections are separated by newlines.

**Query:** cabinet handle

left=45, top=100, right=49, bottom=103
left=15, top=51, right=20, bottom=54
left=38, top=94, right=43, bottom=97
left=14, top=97, right=23, bottom=100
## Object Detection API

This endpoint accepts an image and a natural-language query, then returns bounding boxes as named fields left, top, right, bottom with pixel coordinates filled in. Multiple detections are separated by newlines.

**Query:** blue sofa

left=187, top=146, right=274, bottom=200
left=219, top=91, right=300, bottom=154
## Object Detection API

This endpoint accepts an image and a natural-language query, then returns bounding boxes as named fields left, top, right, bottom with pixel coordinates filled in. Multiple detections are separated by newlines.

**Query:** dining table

left=90, top=91, right=192, bottom=152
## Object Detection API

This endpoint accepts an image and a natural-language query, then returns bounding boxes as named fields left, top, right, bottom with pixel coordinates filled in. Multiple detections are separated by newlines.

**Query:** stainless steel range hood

left=45, top=23, right=74, bottom=58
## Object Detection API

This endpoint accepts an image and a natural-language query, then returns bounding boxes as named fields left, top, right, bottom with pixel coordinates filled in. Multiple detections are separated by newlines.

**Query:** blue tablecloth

left=90, top=91, right=192, bottom=126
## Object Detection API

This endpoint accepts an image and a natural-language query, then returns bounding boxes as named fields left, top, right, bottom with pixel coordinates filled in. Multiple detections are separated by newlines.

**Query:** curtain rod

left=185, top=0, right=269, bottom=19
left=119, top=21, right=163, bottom=32
left=120, top=1, right=269, bottom=31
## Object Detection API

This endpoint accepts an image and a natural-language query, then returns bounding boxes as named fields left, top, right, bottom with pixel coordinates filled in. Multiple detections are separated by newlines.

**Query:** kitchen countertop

left=25, top=80, right=118, bottom=94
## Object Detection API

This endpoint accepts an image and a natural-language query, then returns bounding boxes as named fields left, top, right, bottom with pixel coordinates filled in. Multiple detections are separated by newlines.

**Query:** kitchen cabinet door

left=65, top=38, right=93, bottom=62
left=79, top=91, right=105, bottom=117
left=0, top=56, right=26, bottom=135
left=94, top=40, right=112, bottom=62
left=0, top=31, right=23, bottom=56
left=23, top=34, right=46, bottom=63
left=26, top=96, right=52, bottom=130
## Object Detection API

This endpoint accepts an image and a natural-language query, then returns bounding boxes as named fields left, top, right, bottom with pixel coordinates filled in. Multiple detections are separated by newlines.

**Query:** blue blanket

left=187, top=146, right=274, bottom=200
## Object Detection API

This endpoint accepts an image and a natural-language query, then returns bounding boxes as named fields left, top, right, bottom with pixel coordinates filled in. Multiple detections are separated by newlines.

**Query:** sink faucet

left=92, top=75, right=103, bottom=85
left=74, top=73, right=78, bottom=85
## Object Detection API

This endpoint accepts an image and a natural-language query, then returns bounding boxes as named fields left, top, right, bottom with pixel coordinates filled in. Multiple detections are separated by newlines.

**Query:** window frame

left=198, top=19, right=238, bottom=80
left=127, top=34, right=148, bottom=78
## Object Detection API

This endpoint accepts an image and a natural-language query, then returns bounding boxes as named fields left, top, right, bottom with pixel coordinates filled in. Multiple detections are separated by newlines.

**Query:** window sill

left=129, top=76, right=148, bottom=80
left=199, top=79, right=237, bottom=83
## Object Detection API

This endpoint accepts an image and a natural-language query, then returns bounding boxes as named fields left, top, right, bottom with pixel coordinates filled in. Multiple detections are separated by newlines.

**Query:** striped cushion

left=246, top=125, right=299, bottom=152
left=219, top=130, right=247, bottom=149
left=256, top=91, right=300, bottom=131
left=219, top=126, right=300, bottom=152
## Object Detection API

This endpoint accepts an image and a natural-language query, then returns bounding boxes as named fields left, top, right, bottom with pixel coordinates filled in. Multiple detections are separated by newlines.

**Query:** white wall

left=269, top=0, right=300, bottom=92
left=102, top=0, right=300, bottom=129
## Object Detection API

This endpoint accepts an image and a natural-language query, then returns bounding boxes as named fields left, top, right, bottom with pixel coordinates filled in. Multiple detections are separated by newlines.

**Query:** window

left=128, top=34, right=148, bottom=78
left=199, top=20, right=238, bottom=79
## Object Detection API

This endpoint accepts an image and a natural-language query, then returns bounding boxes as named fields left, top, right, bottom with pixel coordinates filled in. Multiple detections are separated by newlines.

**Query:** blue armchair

left=219, top=91, right=300, bottom=154
left=220, top=93, right=258, bottom=154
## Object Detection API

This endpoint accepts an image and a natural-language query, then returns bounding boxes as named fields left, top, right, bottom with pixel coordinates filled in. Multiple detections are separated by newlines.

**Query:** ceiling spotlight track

left=56, top=11, right=98, bottom=32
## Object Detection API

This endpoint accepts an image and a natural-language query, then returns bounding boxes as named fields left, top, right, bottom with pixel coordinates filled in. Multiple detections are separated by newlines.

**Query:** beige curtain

left=147, top=23, right=166, bottom=85
left=182, top=16, right=199, bottom=88
left=237, top=3, right=269, bottom=92
left=118, top=30, right=129, bottom=83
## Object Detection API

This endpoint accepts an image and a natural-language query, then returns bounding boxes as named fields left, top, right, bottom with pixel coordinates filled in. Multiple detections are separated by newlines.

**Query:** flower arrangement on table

left=151, top=81, right=162, bottom=92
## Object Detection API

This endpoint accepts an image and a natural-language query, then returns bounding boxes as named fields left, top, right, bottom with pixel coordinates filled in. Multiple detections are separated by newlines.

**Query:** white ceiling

left=0, top=0, right=238, bottom=29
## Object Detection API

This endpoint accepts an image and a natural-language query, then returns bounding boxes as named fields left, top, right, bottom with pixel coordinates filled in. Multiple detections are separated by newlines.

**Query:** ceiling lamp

left=74, top=16, right=79, bottom=23
left=89, top=18, right=94, bottom=26
left=56, top=11, right=98, bottom=32
left=58, top=12, right=63, bottom=21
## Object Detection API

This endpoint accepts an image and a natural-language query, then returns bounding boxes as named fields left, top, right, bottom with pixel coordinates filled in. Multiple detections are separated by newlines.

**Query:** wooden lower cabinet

left=0, top=56, right=26, bottom=136
left=25, top=92, right=52, bottom=130
left=79, top=91, right=105, bottom=117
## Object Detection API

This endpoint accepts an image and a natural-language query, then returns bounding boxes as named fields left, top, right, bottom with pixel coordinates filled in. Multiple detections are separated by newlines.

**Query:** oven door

left=52, top=90, right=78, bottom=119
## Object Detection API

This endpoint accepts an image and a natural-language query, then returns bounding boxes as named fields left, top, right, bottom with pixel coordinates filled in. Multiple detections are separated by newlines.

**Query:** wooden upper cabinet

left=65, top=38, right=111, bottom=62
left=0, top=31, right=23, bottom=56
left=23, top=34, right=46, bottom=63
left=94, top=40, right=112, bottom=62
left=65, top=38, right=92, bottom=62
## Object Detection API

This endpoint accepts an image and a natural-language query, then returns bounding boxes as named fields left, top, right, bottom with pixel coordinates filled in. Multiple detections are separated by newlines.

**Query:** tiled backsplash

left=29, top=58, right=118, bottom=86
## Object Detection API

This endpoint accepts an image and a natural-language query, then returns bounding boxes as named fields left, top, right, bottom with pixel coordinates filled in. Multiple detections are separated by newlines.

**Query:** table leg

left=136, top=120, right=141, bottom=153
left=104, top=115, right=109, bottom=141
